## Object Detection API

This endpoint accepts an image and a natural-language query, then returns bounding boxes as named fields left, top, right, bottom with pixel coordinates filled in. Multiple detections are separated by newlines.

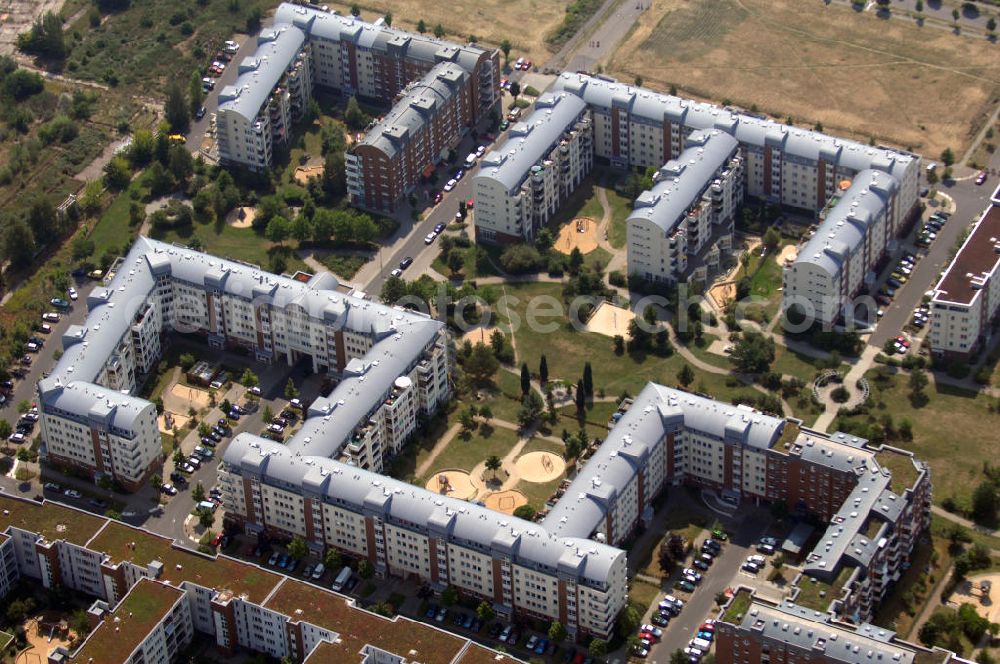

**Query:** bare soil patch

left=555, top=217, right=599, bottom=255
left=226, top=206, right=256, bottom=229
left=610, top=0, right=1000, bottom=156
left=484, top=489, right=528, bottom=514
left=584, top=301, right=636, bottom=338
left=514, top=451, right=565, bottom=483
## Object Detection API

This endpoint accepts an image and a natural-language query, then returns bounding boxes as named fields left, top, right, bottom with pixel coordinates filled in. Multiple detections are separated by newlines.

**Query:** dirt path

left=414, top=423, right=462, bottom=478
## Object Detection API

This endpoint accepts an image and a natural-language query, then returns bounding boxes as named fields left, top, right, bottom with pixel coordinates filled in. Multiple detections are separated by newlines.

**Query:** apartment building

left=273, top=3, right=499, bottom=120
left=549, top=73, right=920, bottom=220
left=346, top=62, right=471, bottom=212
left=216, top=25, right=313, bottom=172
left=473, top=93, right=593, bottom=243
left=782, top=170, right=901, bottom=326
left=716, top=591, right=970, bottom=664
left=36, top=236, right=449, bottom=490
left=0, top=496, right=517, bottom=664
left=929, top=185, right=1000, bottom=359
left=627, top=130, right=744, bottom=284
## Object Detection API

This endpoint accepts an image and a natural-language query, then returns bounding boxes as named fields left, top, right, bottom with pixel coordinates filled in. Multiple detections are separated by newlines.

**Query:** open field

left=610, top=0, right=1000, bottom=157
left=419, top=425, right=522, bottom=482
left=149, top=222, right=309, bottom=275
left=835, top=370, right=1000, bottom=509
left=324, top=0, right=566, bottom=65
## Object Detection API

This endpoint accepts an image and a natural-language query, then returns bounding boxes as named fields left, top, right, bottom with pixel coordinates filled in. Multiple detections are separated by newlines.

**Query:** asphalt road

left=0, top=279, right=97, bottom=419
left=650, top=512, right=768, bottom=661
left=185, top=33, right=257, bottom=152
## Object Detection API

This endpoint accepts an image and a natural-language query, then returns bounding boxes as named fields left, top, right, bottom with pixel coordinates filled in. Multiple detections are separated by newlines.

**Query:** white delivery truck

left=332, top=565, right=352, bottom=592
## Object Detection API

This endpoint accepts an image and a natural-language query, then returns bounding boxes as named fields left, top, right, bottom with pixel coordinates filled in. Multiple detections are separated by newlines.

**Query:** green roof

left=722, top=589, right=753, bottom=623
left=875, top=450, right=920, bottom=494
left=88, top=521, right=281, bottom=603
left=0, top=496, right=106, bottom=546
left=73, top=579, right=183, bottom=663
left=796, top=565, right=853, bottom=611
left=772, top=421, right=800, bottom=451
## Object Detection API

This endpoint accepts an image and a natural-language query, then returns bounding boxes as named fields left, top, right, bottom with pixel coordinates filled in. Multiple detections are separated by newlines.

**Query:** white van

left=332, top=565, right=352, bottom=592
left=692, top=638, right=712, bottom=652
left=311, top=562, right=325, bottom=580
left=464, top=152, right=477, bottom=168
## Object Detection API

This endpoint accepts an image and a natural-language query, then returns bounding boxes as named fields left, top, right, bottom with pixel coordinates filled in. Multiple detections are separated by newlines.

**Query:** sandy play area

left=708, top=281, right=737, bottom=309
left=484, top=490, right=528, bottom=515
left=158, top=412, right=190, bottom=434
left=426, top=470, right=477, bottom=501
left=556, top=217, right=598, bottom=255
left=776, top=244, right=798, bottom=266
left=294, top=164, right=325, bottom=184
left=514, top=451, right=565, bottom=483
left=168, top=384, right=213, bottom=409
left=585, top=301, right=636, bottom=338
left=461, top=325, right=497, bottom=347
left=19, top=617, right=75, bottom=664
left=226, top=206, right=256, bottom=229
left=952, top=574, right=1000, bottom=622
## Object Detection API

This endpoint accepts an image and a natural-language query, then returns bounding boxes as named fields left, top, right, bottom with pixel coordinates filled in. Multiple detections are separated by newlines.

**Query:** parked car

left=651, top=613, right=669, bottom=627
left=443, top=178, right=457, bottom=192
left=675, top=579, right=696, bottom=592
left=433, top=191, right=443, bottom=204
left=161, top=484, right=178, bottom=495
left=399, top=257, right=413, bottom=270
left=68, top=287, right=78, bottom=300
left=976, top=170, right=988, bottom=185
left=640, top=625, right=663, bottom=639
left=42, top=312, right=60, bottom=323
left=434, top=223, right=446, bottom=234
left=50, top=297, right=69, bottom=309
left=693, top=559, right=710, bottom=571
left=742, top=561, right=762, bottom=573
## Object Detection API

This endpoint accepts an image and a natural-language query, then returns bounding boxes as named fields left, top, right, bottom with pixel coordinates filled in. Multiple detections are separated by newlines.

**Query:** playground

left=952, top=575, right=999, bottom=622
left=584, top=301, right=636, bottom=338
left=166, top=383, right=213, bottom=410
left=555, top=217, right=599, bottom=255
left=225, top=206, right=256, bottom=229
left=425, top=470, right=478, bottom=501
left=293, top=163, right=325, bottom=185
left=460, top=325, right=497, bottom=347
left=775, top=244, right=797, bottom=266
left=157, top=411, right=191, bottom=435
left=484, top=489, right=528, bottom=515
left=708, top=281, right=737, bottom=310
left=513, top=451, right=565, bottom=483
left=17, top=616, right=75, bottom=663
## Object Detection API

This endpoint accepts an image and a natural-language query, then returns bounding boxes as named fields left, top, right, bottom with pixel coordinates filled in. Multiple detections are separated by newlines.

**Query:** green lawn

left=86, top=171, right=152, bottom=257
left=150, top=223, right=308, bottom=275
left=873, top=534, right=951, bottom=638
left=629, top=579, right=663, bottom=611
left=605, top=187, right=633, bottom=249
left=519, top=437, right=565, bottom=456
left=320, top=252, right=370, bottom=280
left=516, top=474, right=565, bottom=508
left=835, top=372, right=998, bottom=508
left=421, top=425, right=522, bottom=481
left=772, top=345, right=844, bottom=382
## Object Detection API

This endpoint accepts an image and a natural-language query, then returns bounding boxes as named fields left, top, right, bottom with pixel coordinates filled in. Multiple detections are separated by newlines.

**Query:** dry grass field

left=610, top=0, right=1000, bottom=157
left=323, top=0, right=565, bottom=64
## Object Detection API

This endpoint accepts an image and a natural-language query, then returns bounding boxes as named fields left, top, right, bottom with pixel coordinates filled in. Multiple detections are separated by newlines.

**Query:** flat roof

left=265, top=578, right=469, bottom=664
left=933, top=196, right=1000, bottom=307
left=72, top=578, right=184, bottom=663
left=0, top=496, right=106, bottom=546
left=87, top=521, right=281, bottom=604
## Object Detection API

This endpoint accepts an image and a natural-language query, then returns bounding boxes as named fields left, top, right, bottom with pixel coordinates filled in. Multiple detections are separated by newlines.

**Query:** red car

left=640, top=631, right=659, bottom=643
left=975, top=171, right=988, bottom=186
left=895, top=336, right=910, bottom=348
left=433, top=191, right=443, bottom=204
left=466, top=198, right=474, bottom=209
left=524, top=59, right=532, bottom=70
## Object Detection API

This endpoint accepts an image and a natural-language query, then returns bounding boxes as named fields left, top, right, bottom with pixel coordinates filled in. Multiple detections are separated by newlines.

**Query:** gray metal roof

left=273, top=3, right=490, bottom=75
left=542, top=383, right=785, bottom=539
left=550, top=73, right=917, bottom=182
left=794, top=170, right=899, bottom=277
left=474, top=93, right=588, bottom=193
left=223, top=436, right=625, bottom=586
left=217, top=25, right=307, bottom=123
left=627, top=130, right=739, bottom=235
left=359, top=62, right=468, bottom=159
left=739, top=599, right=916, bottom=664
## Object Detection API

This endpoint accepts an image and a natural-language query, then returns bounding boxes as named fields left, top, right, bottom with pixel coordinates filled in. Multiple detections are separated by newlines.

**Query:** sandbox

left=775, top=244, right=798, bottom=266
left=708, top=281, right=737, bottom=309
left=951, top=573, right=1000, bottom=622
left=514, top=451, right=565, bottom=483
left=461, top=325, right=497, bottom=347
left=484, top=490, right=528, bottom=515
left=158, top=412, right=190, bottom=434
left=294, top=164, right=325, bottom=184
left=584, top=301, right=636, bottom=338
left=226, top=206, right=256, bottom=229
left=555, top=217, right=598, bottom=255
left=169, top=384, right=213, bottom=409
left=426, top=469, right=477, bottom=501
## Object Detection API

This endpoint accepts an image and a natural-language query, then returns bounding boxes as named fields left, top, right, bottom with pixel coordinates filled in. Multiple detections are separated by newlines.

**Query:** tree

left=671, top=650, right=690, bottom=664
left=103, top=155, right=132, bottom=190
left=518, top=391, right=544, bottom=428
left=433, top=23, right=445, bottom=39
left=447, top=249, right=465, bottom=276
left=464, top=343, right=500, bottom=383
left=18, top=12, right=66, bottom=60
left=520, top=362, right=531, bottom=395
left=383, top=11, right=392, bottom=26
left=941, top=147, right=955, bottom=167
left=485, top=455, right=502, bottom=479
left=0, top=421, right=12, bottom=443
left=459, top=408, right=476, bottom=433
left=677, top=363, right=695, bottom=388
left=915, top=0, right=924, bottom=11
left=730, top=331, right=776, bottom=374
left=952, top=8, right=960, bottom=23
left=3, top=218, right=37, bottom=269
left=165, top=81, right=190, bottom=132
left=441, top=585, right=458, bottom=606
left=583, top=362, right=594, bottom=398
left=513, top=504, right=535, bottom=520
left=380, top=275, right=407, bottom=305
left=150, top=474, right=162, bottom=491
left=539, top=355, right=548, bottom=384
left=549, top=621, right=568, bottom=642
left=358, top=559, right=375, bottom=579
left=618, top=603, right=641, bottom=637
left=476, top=600, right=495, bottom=623
left=240, top=369, right=259, bottom=389
left=988, top=17, right=997, bottom=33
left=509, top=81, right=521, bottom=100
left=345, top=96, right=366, bottom=131
left=324, top=548, right=342, bottom=570
left=350, top=3, right=360, bottom=16
left=192, top=482, right=206, bottom=502
left=763, top=227, right=781, bottom=253
left=199, top=510, right=214, bottom=528
left=285, top=378, right=299, bottom=400
left=589, top=639, right=608, bottom=657
left=263, top=405, right=274, bottom=423
left=417, top=19, right=427, bottom=34
left=189, top=70, right=204, bottom=117
left=479, top=405, right=492, bottom=422
left=288, top=536, right=308, bottom=561
left=266, top=216, right=291, bottom=246
left=499, top=39, right=512, bottom=67
left=971, top=481, right=999, bottom=526
left=613, top=335, right=625, bottom=355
